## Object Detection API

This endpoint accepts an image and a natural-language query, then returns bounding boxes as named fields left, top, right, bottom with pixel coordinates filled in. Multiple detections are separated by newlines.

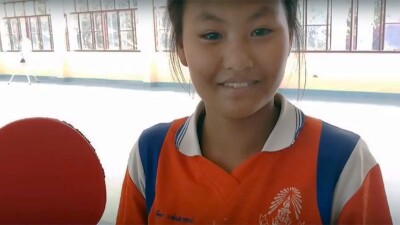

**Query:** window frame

left=382, top=0, right=400, bottom=51
left=68, top=0, right=138, bottom=52
left=1, top=0, right=54, bottom=52
left=304, top=0, right=330, bottom=51
left=153, top=0, right=171, bottom=52
left=297, top=0, right=399, bottom=53
left=0, top=30, right=2, bottom=51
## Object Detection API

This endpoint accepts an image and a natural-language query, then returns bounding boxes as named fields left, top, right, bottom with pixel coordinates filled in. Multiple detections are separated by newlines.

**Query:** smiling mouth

left=222, top=81, right=257, bottom=88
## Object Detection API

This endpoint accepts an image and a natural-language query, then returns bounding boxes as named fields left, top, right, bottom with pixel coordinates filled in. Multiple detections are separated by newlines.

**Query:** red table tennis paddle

left=0, top=117, right=106, bottom=224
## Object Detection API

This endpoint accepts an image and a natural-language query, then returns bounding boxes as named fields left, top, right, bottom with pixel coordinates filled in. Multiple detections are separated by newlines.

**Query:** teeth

left=224, top=82, right=250, bottom=88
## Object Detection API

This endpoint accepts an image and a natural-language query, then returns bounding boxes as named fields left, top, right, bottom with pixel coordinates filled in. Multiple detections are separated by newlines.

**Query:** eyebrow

left=194, top=4, right=276, bottom=24
left=195, top=11, right=226, bottom=23
left=247, top=5, right=276, bottom=22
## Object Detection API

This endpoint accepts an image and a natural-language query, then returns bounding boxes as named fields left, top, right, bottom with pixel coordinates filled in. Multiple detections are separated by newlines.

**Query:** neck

left=198, top=101, right=279, bottom=172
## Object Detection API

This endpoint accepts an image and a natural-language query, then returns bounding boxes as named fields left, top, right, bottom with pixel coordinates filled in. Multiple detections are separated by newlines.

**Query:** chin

left=218, top=103, right=264, bottom=120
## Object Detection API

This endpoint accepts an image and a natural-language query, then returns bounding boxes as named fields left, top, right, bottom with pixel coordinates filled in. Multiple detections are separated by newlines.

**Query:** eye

left=251, top=28, right=272, bottom=37
left=201, top=32, right=223, bottom=40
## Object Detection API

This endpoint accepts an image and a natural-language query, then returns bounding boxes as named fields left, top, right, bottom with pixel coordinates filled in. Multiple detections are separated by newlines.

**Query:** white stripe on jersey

left=127, top=141, right=146, bottom=198
left=330, top=138, right=377, bottom=224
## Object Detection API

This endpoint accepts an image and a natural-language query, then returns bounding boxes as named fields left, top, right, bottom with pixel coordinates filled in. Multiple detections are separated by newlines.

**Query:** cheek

left=257, top=50, right=288, bottom=79
left=275, top=41, right=290, bottom=69
left=185, top=47, right=221, bottom=81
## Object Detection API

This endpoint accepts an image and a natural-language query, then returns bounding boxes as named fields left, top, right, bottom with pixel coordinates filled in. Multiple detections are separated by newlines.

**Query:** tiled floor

left=1, top=80, right=399, bottom=224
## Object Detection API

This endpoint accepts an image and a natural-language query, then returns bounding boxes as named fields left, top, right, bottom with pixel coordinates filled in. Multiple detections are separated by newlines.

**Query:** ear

left=177, top=42, right=188, bottom=67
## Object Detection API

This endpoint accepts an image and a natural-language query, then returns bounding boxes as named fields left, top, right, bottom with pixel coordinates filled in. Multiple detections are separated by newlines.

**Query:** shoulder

left=125, top=120, right=182, bottom=196
left=139, top=122, right=173, bottom=145
left=311, top=119, right=363, bottom=167
left=137, top=117, right=189, bottom=162
left=302, top=116, right=361, bottom=156
left=313, top=119, right=377, bottom=224
left=319, top=120, right=360, bottom=148
left=302, top=116, right=371, bottom=179
left=310, top=117, right=377, bottom=168
left=139, top=117, right=188, bottom=147
left=126, top=118, right=188, bottom=200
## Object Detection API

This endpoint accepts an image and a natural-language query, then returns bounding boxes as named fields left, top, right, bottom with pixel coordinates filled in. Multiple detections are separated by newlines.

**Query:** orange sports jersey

left=117, top=93, right=392, bottom=224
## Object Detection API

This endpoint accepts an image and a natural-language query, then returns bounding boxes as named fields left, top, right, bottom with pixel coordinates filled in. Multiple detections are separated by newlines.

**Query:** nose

left=223, top=40, right=254, bottom=71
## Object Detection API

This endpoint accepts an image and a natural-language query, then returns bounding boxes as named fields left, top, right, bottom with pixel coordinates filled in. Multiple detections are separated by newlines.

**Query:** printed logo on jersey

left=155, top=210, right=193, bottom=224
left=259, top=187, right=305, bottom=225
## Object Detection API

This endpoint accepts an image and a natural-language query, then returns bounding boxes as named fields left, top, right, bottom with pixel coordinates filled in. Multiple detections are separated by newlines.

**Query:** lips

left=220, top=80, right=258, bottom=88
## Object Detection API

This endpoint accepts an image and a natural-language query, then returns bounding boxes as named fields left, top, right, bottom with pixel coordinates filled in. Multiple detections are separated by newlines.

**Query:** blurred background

left=0, top=0, right=399, bottom=224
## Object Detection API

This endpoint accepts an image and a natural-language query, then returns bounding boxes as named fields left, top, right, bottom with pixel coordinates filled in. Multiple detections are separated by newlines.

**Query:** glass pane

left=108, top=31, right=119, bottom=49
left=356, top=0, right=381, bottom=50
left=31, top=33, right=41, bottom=50
left=102, top=0, right=115, bottom=10
left=77, top=32, right=82, bottom=49
left=81, top=31, right=93, bottom=49
left=3, top=21, right=10, bottom=50
left=25, top=1, right=35, bottom=15
left=119, top=11, right=132, bottom=30
left=307, top=0, right=328, bottom=24
left=69, top=14, right=81, bottom=49
left=40, top=16, right=50, bottom=34
left=384, top=24, right=400, bottom=50
left=14, top=2, right=24, bottom=16
left=3, top=34, right=11, bottom=51
left=40, top=16, right=51, bottom=50
left=153, top=0, right=166, bottom=7
left=12, top=33, right=20, bottom=51
left=94, top=13, right=102, bottom=31
left=306, top=25, right=327, bottom=50
left=79, top=13, right=92, bottom=31
left=10, top=19, right=19, bottom=35
left=120, top=31, right=133, bottom=49
left=30, top=17, right=38, bottom=33
left=107, top=11, right=119, bottom=49
left=157, top=7, right=168, bottom=29
left=116, top=0, right=129, bottom=9
left=331, top=0, right=352, bottom=50
left=42, top=32, right=52, bottom=50
left=76, top=0, right=88, bottom=12
left=19, top=18, right=27, bottom=40
left=5, top=3, right=14, bottom=17
left=107, top=11, right=118, bottom=32
left=11, top=34, right=21, bottom=51
left=130, top=0, right=138, bottom=8
left=158, top=29, right=170, bottom=51
left=297, top=0, right=305, bottom=26
left=94, top=31, right=104, bottom=49
left=6, top=20, right=15, bottom=51
left=35, top=0, right=47, bottom=15
left=385, top=0, right=400, bottom=23
left=89, top=0, right=101, bottom=11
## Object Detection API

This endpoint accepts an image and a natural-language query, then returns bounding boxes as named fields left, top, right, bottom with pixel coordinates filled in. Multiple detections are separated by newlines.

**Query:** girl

left=117, top=0, right=392, bottom=224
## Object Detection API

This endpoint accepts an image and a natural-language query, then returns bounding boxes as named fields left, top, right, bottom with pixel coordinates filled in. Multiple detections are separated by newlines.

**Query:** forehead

left=184, top=0, right=284, bottom=21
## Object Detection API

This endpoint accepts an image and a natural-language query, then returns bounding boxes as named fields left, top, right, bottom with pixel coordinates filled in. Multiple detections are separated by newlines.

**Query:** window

left=0, top=31, right=2, bottom=51
left=297, top=0, right=399, bottom=52
left=384, top=0, right=400, bottom=50
left=355, top=0, right=382, bottom=51
left=306, top=0, right=329, bottom=50
left=330, top=0, right=352, bottom=50
left=68, top=0, right=138, bottom=51
left=153, top=0, right=171, bottom=51
left=1, top=0, right=53, bottom=51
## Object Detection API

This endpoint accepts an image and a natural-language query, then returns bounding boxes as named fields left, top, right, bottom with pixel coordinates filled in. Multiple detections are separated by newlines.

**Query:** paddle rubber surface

left=0, top=117, right=106, bottom=224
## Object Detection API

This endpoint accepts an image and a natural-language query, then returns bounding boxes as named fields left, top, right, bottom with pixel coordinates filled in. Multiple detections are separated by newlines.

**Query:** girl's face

left=178, top=0, right=291, bottom=119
